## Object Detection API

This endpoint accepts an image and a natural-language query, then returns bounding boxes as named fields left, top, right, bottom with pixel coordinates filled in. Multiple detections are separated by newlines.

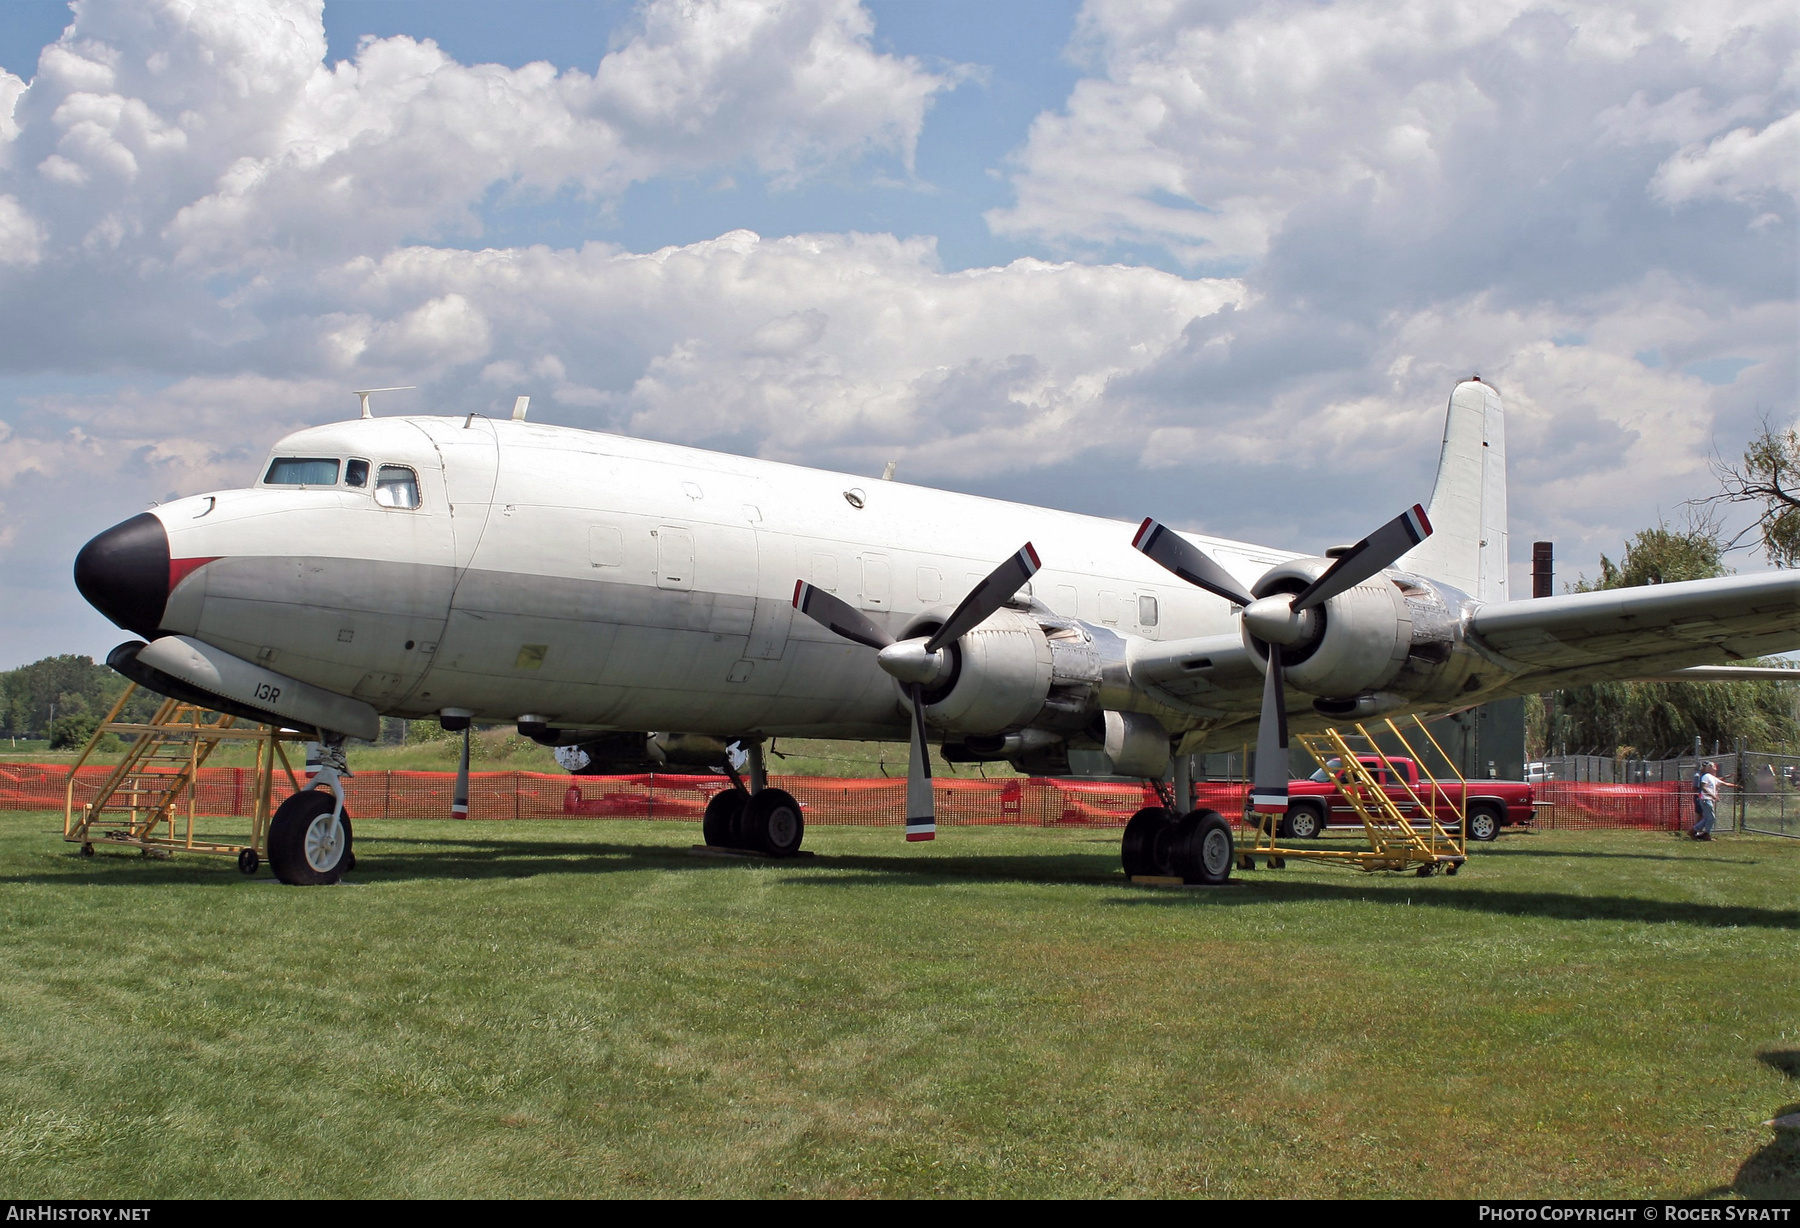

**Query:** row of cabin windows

left=263, top=457, right=420, bottom=509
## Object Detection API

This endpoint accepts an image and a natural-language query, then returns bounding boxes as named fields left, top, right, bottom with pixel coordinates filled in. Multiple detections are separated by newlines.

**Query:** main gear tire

left=267, top=790, right=353, bottom=886
left=703, top=789, right=746, bottom=848
left=1121, top=806, right=1176, bottom=877
left=737, top=788, right=805, bottom=857
left=1171, top=809, right=1235, bottom=886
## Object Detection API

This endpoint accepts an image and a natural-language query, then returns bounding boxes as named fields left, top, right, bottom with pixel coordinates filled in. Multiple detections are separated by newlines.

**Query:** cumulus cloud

left=975, top=0, right=1797, bottom=579
left=2, top=0, right=958, bottom=275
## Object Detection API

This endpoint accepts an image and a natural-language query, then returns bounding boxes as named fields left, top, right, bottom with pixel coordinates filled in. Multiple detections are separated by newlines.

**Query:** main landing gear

left=1122, top=806, right=1234, bottom=885
left=703, top=740, right=806, bottom=858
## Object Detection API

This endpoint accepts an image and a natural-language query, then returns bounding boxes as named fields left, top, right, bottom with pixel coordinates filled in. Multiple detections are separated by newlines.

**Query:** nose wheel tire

left=703, top=788, right=747, bottom=848
left=267, top=790, right=354, bottom=885
left=736, top=788, right=805, bottom=857
left=1171, top=809, right=1234, bottom=886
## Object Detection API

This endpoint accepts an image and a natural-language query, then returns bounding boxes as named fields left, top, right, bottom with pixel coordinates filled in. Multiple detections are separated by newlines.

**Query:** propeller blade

left=452, top=726, right=471, bottom=820
left=1249, top=644, right=1290, bottom=814
left=793, top=580, right=895, bottom=650
left=1293, top=504, right=1432, bottom=612
left=904, top=683, right=935, bottom=841
left=1132, top=518, right=1254, bottom=607
left=923, top=543, right=1042, bottom=654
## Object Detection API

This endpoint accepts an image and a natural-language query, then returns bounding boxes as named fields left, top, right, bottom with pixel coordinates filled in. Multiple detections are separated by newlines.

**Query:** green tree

left=0, top=654, right=158, bottom=736
left=1540, top=523, right=1797, bottom=755
left=1703, top=417, right=1800, bottom=567
left=49, top=713, right=101, bottom=750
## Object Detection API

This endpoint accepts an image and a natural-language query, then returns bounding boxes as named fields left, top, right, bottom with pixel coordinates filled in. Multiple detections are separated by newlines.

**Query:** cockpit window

left=265, top=457, right=340, bottom=486
left=374, top=465, right=421, bottom=509
left=344, top=459, right=369, bottom=488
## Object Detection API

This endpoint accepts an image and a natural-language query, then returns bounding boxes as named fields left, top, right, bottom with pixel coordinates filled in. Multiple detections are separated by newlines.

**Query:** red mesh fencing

left=0, top=762, right=1687, bottom=830
left=1533, top=780, right=1688, bottom=831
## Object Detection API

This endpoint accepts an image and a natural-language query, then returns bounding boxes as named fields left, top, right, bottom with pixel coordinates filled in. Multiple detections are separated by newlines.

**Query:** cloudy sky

left=0, top=0, right=1793, bottom=668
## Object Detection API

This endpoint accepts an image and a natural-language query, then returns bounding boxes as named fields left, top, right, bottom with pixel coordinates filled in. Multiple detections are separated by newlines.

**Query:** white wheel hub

left=303, top=813, right=346, bottom=872
left=1201, top=827, right=1233, bottom=877
left=768, top=806, right=799, bottom=847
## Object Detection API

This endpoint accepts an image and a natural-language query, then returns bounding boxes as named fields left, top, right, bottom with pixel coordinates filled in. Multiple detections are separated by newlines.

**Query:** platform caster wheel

left=266, top=790, right=353, bottom=886
left=1172, top=810, right=1234, bottom=886
left=237, top=847, right=260, bottom=875
left=1269, top=856, right=1286, bottom=869
left=1446, top=863, right=1460, bottom=877
left=736, top=788, right=804, bottom=857
left=79, top=842, right=94, bottom=858
left=1121, top=806, right=1176, bottom=876
left=1415, top=864, right=1436, bottom=877
left=702, top=788, right=747, bottom=848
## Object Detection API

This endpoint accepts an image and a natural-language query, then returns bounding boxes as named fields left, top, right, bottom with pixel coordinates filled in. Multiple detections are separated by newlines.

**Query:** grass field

left=1, top=812, right=1796, bottom=1199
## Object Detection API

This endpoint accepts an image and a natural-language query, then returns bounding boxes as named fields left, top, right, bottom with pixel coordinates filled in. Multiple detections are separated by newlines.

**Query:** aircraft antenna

left=353, top=386, right=416, bottom=419
left=512, top=396, right=530, bottom=421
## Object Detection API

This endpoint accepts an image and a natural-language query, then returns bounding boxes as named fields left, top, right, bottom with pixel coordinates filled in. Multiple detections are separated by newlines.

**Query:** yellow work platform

left=63, top=683, right=308, bottom=873
left=1240, top=716, right=1470, bottom=876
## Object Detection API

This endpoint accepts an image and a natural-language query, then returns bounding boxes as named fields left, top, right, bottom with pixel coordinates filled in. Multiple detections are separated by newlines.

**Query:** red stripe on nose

left=169, top=557, right=219, bottom=591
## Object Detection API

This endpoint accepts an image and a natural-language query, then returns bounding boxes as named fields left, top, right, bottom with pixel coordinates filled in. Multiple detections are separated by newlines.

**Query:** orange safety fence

left=0, top=762, right=1691, bottom=830
left=1533, top=780, right=1688, bottom=830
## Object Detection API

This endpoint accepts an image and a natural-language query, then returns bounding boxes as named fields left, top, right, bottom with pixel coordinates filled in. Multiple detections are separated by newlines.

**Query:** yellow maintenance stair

left=63, top=683, right=307, bottom=872
left=1240, top=717, right=1469, bottom=876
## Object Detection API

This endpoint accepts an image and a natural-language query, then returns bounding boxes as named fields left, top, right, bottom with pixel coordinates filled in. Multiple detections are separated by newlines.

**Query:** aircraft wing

left=1468, top=571, right=1800, bottom=692
left=1123, top=632, right=1266, bottom=719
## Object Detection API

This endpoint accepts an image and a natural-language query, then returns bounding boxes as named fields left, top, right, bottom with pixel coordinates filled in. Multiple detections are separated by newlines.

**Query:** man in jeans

left=1692, top=760, right=1734, bottom=840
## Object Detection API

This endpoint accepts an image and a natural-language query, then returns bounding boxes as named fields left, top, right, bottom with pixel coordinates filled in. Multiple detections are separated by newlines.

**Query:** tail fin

left=1399, top=378, right=1509, bottom=602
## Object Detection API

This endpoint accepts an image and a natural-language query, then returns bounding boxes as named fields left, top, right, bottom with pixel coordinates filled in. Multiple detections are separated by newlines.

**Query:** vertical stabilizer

left=1399, top=379, right=1508, bottom=602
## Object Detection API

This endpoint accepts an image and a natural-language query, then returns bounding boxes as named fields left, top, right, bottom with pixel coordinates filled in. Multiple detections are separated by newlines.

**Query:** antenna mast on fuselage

left=353, top=387, right=416, bottom=419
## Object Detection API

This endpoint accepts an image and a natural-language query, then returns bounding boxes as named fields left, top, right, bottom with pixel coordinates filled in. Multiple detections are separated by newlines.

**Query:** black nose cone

left=74, top=512, right=169, bottom=637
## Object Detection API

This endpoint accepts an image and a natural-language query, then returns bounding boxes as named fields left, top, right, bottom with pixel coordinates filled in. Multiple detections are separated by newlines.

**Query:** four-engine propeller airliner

left=72, top=379, right=1800, bottom=885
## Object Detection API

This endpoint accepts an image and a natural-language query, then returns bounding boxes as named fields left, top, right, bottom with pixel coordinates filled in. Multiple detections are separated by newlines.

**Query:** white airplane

left=72, top=380, right=1800, bottom=886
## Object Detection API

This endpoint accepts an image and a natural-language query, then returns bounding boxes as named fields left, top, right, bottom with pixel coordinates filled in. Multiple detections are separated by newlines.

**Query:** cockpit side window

left=345, top=459, right=370, bottom=488
left=265, top=457, right=340, bottom=486
left=374, top=465, right=421, bottom=509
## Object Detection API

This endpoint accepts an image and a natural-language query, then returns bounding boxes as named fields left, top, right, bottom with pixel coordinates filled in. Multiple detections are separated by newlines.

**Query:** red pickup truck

left=1277, top=756, right=1536, bottom=842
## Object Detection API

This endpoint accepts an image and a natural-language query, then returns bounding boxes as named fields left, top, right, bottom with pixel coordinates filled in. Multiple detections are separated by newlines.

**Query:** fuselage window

left=345, top=459, right=370, bottom=488
left=265, top=457, right=339, bottom=486
left=374, top=465, right=421, bottom=509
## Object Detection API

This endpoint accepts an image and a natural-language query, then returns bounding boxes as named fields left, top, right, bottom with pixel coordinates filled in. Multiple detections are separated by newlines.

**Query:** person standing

left=1692, top=760, right=1735, bottom=840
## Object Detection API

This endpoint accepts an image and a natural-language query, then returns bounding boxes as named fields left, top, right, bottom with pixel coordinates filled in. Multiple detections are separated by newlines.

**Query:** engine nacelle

left=1246, top=560, right=1487, bottom=712
left=901, top=605, right=1103, bottom=737
left=1249, top=560, right=1412, bottom=697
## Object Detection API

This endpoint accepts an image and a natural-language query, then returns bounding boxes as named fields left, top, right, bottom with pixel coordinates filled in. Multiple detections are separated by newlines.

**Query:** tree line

left=1531, top=419, right=1800, bottom=758
left=0, top=654, right=159, bottom=748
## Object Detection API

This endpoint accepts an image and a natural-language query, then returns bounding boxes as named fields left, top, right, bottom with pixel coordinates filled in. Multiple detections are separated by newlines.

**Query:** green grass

left=1, top=814, right=1796, bottom=1199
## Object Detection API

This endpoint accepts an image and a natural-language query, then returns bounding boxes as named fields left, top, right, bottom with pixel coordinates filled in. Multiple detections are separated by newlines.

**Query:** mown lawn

left=1, top=813, right=1796, bottom=1199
